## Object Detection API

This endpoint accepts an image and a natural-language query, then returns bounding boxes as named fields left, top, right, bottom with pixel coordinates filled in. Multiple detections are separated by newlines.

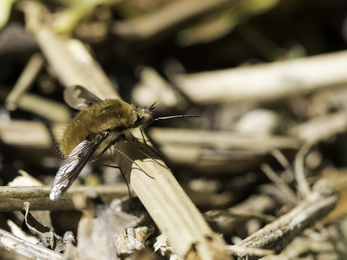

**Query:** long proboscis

left=154, top=115, right=201, bottom=121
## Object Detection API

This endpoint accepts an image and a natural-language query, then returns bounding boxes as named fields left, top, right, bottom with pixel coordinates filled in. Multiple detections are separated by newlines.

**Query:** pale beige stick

left=0, top=89, right=70, bottom=123
left=205, top=210, right=276, bottom=234
left=261, top=236, right=336, bottom=260
left=288, top=111, right=347, bottom=197
left=20, top=6, right=231, bottom=258
left=18, top=93, right=70, bottom=122
left=132, top=67, right=182, bottom=109
left=175, top=13, right=236, bottom=47
left=226, top=245, right=274, bottom=257
left=230, top=179, right=338, bottom=260
left=116, top=134, right=230, bottom=260
left=148, top=127, right=301, bottom=150
left=0, top=185, right=129, bottom=211
left=0, top=120, right=54, bottom=149
left=33, top=26, right=119, bottom=100
left=270, top=149, right=294, bottom=182
left=205, top=195, right=276, bottom=235
left=0, top=120, right=66, bottom=149
left=220, top=210, right=276, bottom=223
left=260, top=163, right=298, bottom=206
left=173, top=51, right=347, bottom=104
left=294, top=142, right=315, bottom=198
left=113, top=0, right=230, bottom=40
left=288, top=111, right=347, bottom=143
left=0, top=228, right=63, bottom=260
left=5, top=52, right=44, bottom=111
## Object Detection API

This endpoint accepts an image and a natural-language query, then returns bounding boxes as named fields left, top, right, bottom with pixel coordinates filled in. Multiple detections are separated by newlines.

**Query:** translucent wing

left=64, top=85, right=102, bottom=110
left=50, top=132, right=108, bottom=201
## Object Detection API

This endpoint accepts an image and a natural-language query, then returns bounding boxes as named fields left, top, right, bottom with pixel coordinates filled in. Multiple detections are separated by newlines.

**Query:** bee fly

left=50, top=85, right=200, bottom=201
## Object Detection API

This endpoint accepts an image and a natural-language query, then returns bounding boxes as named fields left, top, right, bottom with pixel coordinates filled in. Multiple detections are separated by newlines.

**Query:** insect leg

left=140, top=128, right=163, bottom=160
left=123, top=136, right=172, bottom=173
left=112, top=145, right=155, bottom=179
left=91, top=140, right=114, bottom=164
left=90, top=137, right=133, bottom=197
left=139, top=129, right=172, bottom=169
left=140, top=128, right=148, bottom=147
left=91, top=160, right=132, bottom=198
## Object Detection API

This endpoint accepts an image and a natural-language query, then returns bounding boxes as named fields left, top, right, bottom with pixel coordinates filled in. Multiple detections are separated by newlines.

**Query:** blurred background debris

left=1, top=0, right=347, bottom=259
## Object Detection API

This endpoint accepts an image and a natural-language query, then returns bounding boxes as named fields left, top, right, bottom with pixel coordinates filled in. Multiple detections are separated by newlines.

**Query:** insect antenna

left=154, top=115, right=201, bottom=121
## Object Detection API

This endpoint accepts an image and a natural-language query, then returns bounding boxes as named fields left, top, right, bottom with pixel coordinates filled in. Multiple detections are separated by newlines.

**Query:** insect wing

left=50, top=133, right=107, bottom=201
left=64, top=85, right=102, bottom=110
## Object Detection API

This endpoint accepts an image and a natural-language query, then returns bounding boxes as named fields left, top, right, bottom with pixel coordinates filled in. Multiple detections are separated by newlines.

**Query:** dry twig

left=231, top=179, right=338, bottom=260
left=205, top=195, right=276, bottom=235
left=0, top=185, right=129, bottom=211
left=288, top=111, right=347, bottom=143
left=5, top=52, right=44, bottom=111
left=0, top=228, right=63, bottom=260
left=260, top=163, right=297, bottom=206
left=148, top=128, right=301, bottom=150
left=113, top=0, right=230, bottom=40
left=173, top=51, right=347, bottom=104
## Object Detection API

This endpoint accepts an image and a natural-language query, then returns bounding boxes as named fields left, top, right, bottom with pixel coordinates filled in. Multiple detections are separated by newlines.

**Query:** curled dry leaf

left=21, top=202, right=67, bottom=253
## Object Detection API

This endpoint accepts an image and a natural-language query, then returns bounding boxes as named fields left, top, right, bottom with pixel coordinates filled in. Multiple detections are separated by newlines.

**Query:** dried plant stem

left=113, top=0, right=230, bottom=40
left=288, top=111, right=347, bottom=143
left=0, top=185, right=129, bottom=211
left=34, top=27, right=120, bottom=100
left=0, top=120, right=53, bottom=149
left=173, top=51, right=347, bottom=104
left=231, top=179, right=338, bottom=260
left=260, top=163, right=297, bottom=206
left=205, top=195, right=276, bottom=235
left=226, top=245, right=274, bottom=257
left=117, top=133, right=230, bottom=260
left=294, top=142, right=315, bottom=198
left=17, top=93, right=70, bottom=123
left=148, top=127, right=301, bottom=150
left=270, top=149, right=294, bottom=181
left=0, top=228, right=63, bottom=260
left=5, top=52, right=44, bottom=111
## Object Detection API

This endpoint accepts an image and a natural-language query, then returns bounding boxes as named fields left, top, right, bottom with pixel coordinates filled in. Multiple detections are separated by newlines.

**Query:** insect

left=50, top=86, right=200, bottom=201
